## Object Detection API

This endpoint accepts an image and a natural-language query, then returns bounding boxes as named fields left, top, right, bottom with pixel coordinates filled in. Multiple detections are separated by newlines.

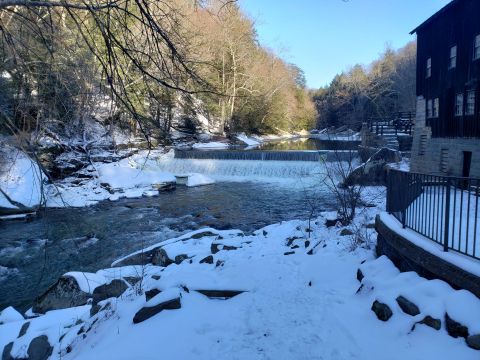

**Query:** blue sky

left=239, top=0, right=451, bottom=88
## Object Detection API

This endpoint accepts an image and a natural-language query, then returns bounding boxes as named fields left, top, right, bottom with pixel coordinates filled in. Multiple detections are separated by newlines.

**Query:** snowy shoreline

left=1, top=206, right=480, bottom=359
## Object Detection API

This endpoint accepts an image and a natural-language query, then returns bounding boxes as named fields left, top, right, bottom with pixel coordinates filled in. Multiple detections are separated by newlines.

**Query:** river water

left=0, top=176, right=336, bottom=311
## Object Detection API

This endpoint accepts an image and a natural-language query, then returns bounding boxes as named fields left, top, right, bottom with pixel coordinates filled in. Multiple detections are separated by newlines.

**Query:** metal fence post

left=443, top=179, right=451, bottom=252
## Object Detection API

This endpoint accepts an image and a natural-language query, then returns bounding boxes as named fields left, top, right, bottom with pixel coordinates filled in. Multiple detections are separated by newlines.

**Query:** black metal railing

left=387, top=169, right=480, bottom=260
left=368, top=111, right=415, bottom=136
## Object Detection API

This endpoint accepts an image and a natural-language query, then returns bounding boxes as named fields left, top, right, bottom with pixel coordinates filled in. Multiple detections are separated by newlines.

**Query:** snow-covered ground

left=1, top=206, right=479, bottom=359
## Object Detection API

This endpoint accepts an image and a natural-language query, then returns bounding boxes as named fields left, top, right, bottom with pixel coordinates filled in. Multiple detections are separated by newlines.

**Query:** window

left=419, top=134, right=427, bottom=156
left=433, top=98, right=439, bottom=118
left=466, top=90, right=476, bottom=115
left=455, top=93, right=464, bottom=116
left=426, top=57, right=432, bottom=78
left=474, top=34, right=480, bottom=60
left=440, top=148, right=449, bottom=173
left=449, top=45, right=457, bottom=69
left=427, top=99, right=433, bottom=118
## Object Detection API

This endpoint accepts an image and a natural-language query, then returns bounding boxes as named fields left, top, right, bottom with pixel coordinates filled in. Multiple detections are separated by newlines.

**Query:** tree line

left=313, top=41, right=416, bottom=130
left=0, top=0, right=316, bottom=145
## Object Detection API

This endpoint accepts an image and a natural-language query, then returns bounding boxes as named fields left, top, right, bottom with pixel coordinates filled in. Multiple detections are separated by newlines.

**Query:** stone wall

left=411, top=96, right=480, bottom=177
left=375, top=215, right=480, bottom=298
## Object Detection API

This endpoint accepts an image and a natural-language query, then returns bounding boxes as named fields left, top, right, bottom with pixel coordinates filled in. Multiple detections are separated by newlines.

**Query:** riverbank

left=1, top=203, right=479, bottom=359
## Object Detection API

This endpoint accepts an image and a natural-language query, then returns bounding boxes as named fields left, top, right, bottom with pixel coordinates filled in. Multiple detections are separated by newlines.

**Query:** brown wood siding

left=415, top=0, right=480, bottom=138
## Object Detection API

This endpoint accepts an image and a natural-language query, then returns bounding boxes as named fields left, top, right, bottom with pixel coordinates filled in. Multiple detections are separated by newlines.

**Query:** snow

left=63, top=272, right=107, bottom=293
left=236, top=133, right=261, bottom=147
left=97, top=160, right=176, bottom=189
left=186, top=173, right=215, bottom=187
left=192, top=142, right=229, bottom=149
left=1, top=208, right=479, bottom=359
left=0, top=147, right=46, bottom=209
left=0, top=306, right=24, bottom=323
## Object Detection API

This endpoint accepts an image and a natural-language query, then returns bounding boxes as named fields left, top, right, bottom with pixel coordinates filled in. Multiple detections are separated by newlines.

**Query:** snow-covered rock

left=0, top=146, right=46, bottom=213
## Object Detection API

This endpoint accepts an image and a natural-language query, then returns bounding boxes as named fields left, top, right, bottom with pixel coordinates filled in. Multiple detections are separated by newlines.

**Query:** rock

left=33, top=275, right=90, bottom=314
left=344, top=147, right=402, bottom=186
left=151, top=248, right=174, bottom=267
left=123, top=276, right=141, bottom=286
left=304, top=240, right=310, bottom=248
left=369, top=147, right=402, bottom=163
left=466, top=334, right=480, bottom=350
left=284, top=251, right=295, bottom=256
left=174, top=254, right=189, bottom=265
left=27, top=335, right=53, bottom=360
left=133, top=297, right=181, bottom=324
left=415, top=316, right=441, bottom=331
left=191, top=231, right=217, bottom=239
left=211, top=243, right=238, bottom=254
left=340, top=229, right=354, bottom=236
left=151, top=275, right=161, bottom=281
left=195, top=290, right=245, bottom=299
left=215, top=260, right=225, bottom=268
left=145, top=288, right=162, bottom=302
left=325, top=218, right=339, bottom=228
left=371, top=300, right=392, bottom=321
left=90, top=304, right=101, bottom=317
left=291, top=245, right=300, bottom=249
left=92, top=279, right=128, bottom=305
left=396, top=296, right=420, bottom=316
left=200, top=255, right=214, bottom=264
left=18, top=321, right=30, bottom=337
left=2, top=342, right=13, bottom=360
left=356, top=269, right=364, bottom=282
left=153, top=181, right=176, bottom=192
left=445, top=313, right=469, bottom=338
left=113, top=246, right=173, bottom=267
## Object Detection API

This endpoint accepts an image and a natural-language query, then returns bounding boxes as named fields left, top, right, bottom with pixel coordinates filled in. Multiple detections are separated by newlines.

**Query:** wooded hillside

left=313, top=41, right=416, bottom=130
left=0, top=0, right=316, bottom=144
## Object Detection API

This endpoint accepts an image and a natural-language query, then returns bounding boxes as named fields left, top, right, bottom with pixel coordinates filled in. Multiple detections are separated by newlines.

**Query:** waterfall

left=174, top=149, right=358, bottom=162
left=152, top=157, right=325, bottom=184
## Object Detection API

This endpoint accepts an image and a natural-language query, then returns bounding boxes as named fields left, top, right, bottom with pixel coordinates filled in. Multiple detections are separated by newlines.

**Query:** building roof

left=410, top=0, right=461, bottom=35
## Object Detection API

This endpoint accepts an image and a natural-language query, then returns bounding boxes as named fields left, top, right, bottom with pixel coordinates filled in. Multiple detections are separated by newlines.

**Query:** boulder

left=356, top=269, right=364, bottom=282
left=417, top=316, right=441, bottom=330
left=113, top=246, right=173, bottom=267
left=211, top=243, right=238, bottom=254
left=174, top=254, right=189, bottom=265
left=33, top=275, right=90, bottom=314
left=18, top=321, right=30, bottom=338
left=199, top=255, right=214, bottom=264
left=466, top=334, right=480, bottom=350
left=27, top=335, right=53, bottom=360
left=145, top=288, right=162, bottom=302
left=92, top=279, right=129, bottom=305
left=345, top=147, right=402, bottom=186
left=445, top=313, right=469, bottom=338
left=371, top=300, right=392, bottom=321
left=2, top=342, right=13, bottom=360
left=396, top=296, right=420, bottom=316
left=369, top=148, right=402, bottom=163
left=191, top=231, right=218, bottom=239
left=133, top=297, right=181, bottom=324
left=340, top=229, right=354, bottom=236
left=195, top=290, right=245, bottom=299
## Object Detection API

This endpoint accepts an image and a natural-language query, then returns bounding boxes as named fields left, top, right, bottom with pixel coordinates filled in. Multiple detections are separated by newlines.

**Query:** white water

left=152, top=157, right=326, bottom=186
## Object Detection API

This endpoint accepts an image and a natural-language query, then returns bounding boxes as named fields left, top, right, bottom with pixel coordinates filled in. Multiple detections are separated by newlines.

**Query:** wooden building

left=410, top=0, right=480, bottom=177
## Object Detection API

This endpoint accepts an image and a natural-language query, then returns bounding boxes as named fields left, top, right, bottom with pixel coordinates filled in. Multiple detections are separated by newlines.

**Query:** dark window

left=433, top=98, right=439, bottom=118
left=449, top=46, right=457, bottom=69
left=427, top=99, right=433, bottom=118
left=475, top=34, right=480, bottom=60
left=426, top=57, right=432, bottom=77
left=455, top=93, right=464, bottom=116
left=466, top=90, right=475, bottom=115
